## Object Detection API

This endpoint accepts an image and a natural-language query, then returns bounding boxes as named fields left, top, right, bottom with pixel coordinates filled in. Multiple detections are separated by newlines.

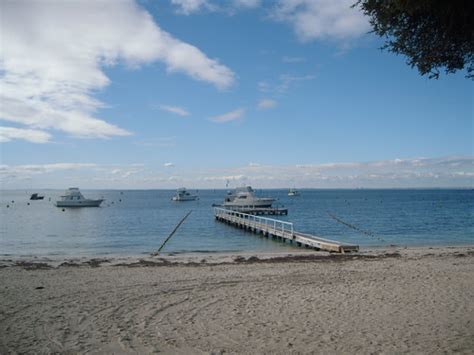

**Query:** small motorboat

left=172, top=188, right=198, bottom=201
left=30, top=193, right=45, bottom=200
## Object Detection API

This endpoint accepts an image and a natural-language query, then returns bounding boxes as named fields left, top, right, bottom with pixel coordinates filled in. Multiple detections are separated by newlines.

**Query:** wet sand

left=1, top=246, right=473, bottom=354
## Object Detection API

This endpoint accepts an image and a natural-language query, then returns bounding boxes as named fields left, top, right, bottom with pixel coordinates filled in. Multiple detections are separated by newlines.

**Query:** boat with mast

left=288, top=188, right=300, bottom=196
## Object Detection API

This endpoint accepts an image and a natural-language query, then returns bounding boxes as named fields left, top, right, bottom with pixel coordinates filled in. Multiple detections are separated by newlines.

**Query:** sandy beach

left=1, top=246, right=473, bottom=354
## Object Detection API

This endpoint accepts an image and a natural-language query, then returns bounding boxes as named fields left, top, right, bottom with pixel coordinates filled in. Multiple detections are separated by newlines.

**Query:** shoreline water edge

left=1, top=245, right=473, bottom=354
left=0, top=244, right=473, bottom=267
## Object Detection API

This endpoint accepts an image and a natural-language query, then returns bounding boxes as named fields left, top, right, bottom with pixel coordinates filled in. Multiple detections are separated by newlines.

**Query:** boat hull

left=223, top=198, right=274, bottom=208
left=172, top=196, right=198, bottom=201
left=55, top=199, right=103, bottom=207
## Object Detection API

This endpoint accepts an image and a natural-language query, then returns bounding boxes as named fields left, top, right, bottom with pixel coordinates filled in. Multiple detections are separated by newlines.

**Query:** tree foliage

left=357, top=0, right=474, bottom=79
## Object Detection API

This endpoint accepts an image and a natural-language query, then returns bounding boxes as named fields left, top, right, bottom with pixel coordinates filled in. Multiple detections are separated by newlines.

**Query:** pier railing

left=214, top=207, right=294, bottom=236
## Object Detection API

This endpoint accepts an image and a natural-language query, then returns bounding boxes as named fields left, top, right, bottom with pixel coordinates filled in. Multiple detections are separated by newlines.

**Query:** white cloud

left=209, top=108, right=245, bottom=123
left=280, top=74, right=316, bottom=89
left=164, top=162, right=175, bottom=168
left=159, top=105, right=190, bottom=116
left=170, top=1, right=369, bottom=45
left=271, top=0, right=370, bottom=42
left=233, top=0, right=261, bottom=9
left=203, top=174, right=247, bottom=182
left=0, top=163, right=98, bottom=177
left=282, top=56, right=306, bottom=63
left=171, top=0, right=211, bottom=14
left=171, top=0, right=260, bottom=14
left=0, top=127, right=52, bottom=143
left=259, top=74, right=316, bottom=94
left=108, top=167, right=143, bottom=178
left=1, top=157, right=472, bottom=189
left=0, top=163, right=145, bottom=187
left=258, top=81, right=272, bottom=92
left=0, top=0, right=234, bottom=142
left=257, top=99, right=277, bottom=110
left=205, top=157, right=474, bottom=188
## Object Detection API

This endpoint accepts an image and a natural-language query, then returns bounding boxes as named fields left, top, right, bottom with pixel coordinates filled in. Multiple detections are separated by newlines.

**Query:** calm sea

left=1, top=189, right=473, bottom=257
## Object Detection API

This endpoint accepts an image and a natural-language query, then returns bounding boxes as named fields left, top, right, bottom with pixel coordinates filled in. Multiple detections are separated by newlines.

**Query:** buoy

left=62, top=208, right=65, bottom=212
left=27, top=202, right=30, bottom=206
left=6, top=205, right=9, bottom=208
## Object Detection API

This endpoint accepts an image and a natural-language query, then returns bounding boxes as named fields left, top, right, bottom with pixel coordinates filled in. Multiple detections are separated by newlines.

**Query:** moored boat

left=222, top=186, right=275, bottom=208
left=30, top=193, right=45, bottom=200
left=55, top=188, right=103, bottom=207
left=172, top=188, right=198, bottom=201
left=288, top=188, right=299, bottom=196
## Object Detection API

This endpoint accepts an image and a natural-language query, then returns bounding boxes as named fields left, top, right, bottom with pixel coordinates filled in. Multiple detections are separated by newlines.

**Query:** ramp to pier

left=214, top=207, right=359, bottom=253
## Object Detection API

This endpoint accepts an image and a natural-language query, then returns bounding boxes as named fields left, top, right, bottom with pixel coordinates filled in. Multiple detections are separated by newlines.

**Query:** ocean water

left=0, top=189, right=473, bottom=257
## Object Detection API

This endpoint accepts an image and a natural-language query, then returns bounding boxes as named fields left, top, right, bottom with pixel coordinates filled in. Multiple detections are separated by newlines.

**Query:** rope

left=327, top=211, right=386, bottom=243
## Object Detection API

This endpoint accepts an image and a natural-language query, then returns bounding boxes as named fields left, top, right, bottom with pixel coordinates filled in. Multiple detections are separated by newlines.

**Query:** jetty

left=214, top=207, right=359, bottom=253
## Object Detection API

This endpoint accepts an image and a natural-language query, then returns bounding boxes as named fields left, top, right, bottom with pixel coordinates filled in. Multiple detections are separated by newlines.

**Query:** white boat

left=222, top=186, right=275, bottom=208
left=288, top=188, right=299, bottom=196
left=172, top=188, right=198, bottom=201
left=55, top=188, right=103, bottom=207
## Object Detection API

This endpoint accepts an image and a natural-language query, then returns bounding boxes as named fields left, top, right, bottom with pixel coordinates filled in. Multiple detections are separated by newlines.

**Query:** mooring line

left=151, top=210, right=193, bottom=256
left=327, top=211, right=386, bottom=243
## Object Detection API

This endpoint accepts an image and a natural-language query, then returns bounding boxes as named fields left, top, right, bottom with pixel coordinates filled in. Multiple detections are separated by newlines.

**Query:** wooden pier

left=214, top=207, right=359, bottom=253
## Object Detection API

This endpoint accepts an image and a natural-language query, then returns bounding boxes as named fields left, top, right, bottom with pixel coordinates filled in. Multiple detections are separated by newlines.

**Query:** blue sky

left=0, top=0, right=473, bottom=188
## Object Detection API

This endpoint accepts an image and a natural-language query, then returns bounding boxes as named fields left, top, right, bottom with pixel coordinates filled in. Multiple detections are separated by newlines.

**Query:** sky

left=0, top=0, right=473, bottom=189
